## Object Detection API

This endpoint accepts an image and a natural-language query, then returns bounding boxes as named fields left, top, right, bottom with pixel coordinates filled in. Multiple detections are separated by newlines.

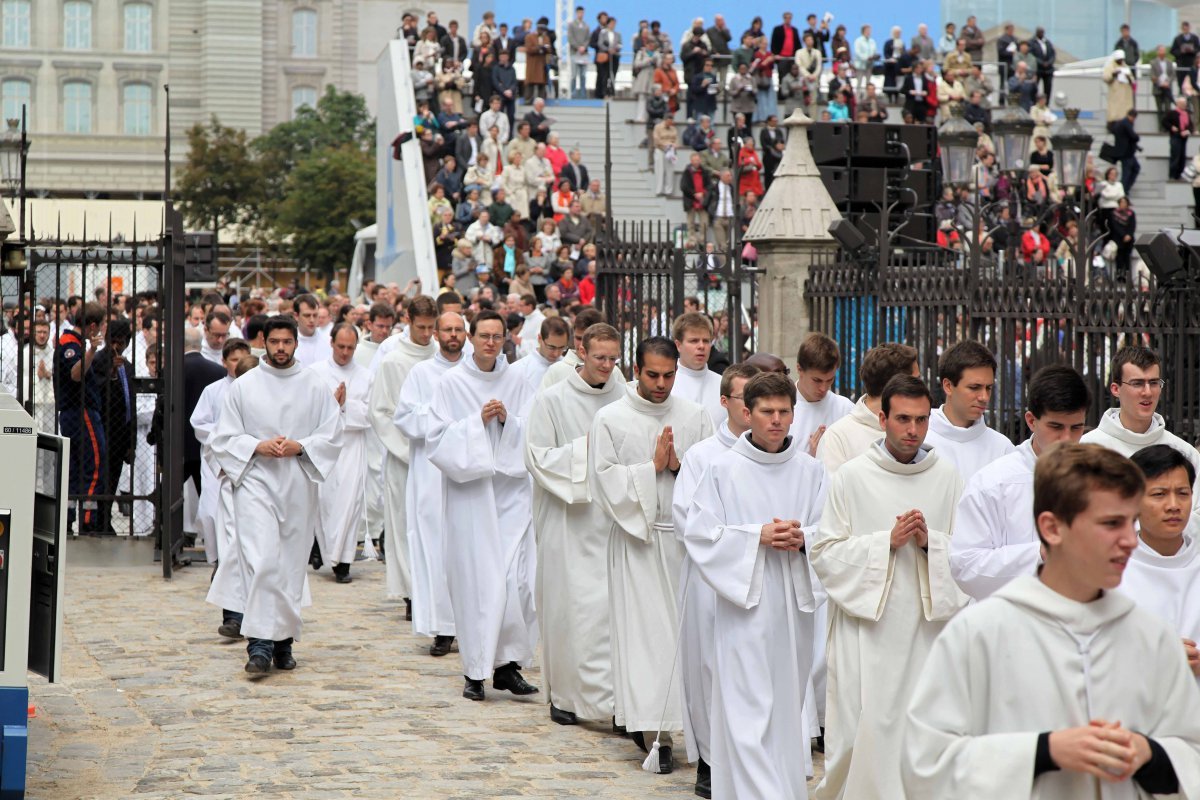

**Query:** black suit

left=89, top=348, right=135, bottom=532
left=183, top=351, right=225, bottom=497
left=1166, top=107, right=1191, bottom=179
left=1029, top=37, right=1056, bottom=96
left=455, top=133, right=481, bottom=174
left=1111, top=116, right=1141, bottom=192
left=524, top=110, right=551, bottom=143
left=440, top=34, right=468, bottom=63
left=492, top=35, right=520, bottom=62
left=760, top=127, right=786, bottom=187
left=562, top=161, right=590, bottom=191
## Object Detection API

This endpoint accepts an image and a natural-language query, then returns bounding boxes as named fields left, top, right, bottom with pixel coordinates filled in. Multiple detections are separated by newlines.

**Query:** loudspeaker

left=808, top=123, right=852, bottom=165
left=847, top=212, right=936, bottom=247
left=851, top=124, right=936, bottom=165
left=183, top=231, right=217, bottom=282
left=1135, top=231, right=1186, bottom=282
left=819, top=167, right=927, bottom=208
left=818, top=166, right=850, bottom=203
left=828, top=218, right=867, bottom=252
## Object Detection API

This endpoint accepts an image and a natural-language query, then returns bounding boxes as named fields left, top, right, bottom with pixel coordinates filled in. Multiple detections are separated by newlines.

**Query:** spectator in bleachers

left=434, top=208, right=460, bottom=272
left=654, top=52, right=682, bottom=116
left=963, top=65, right=994, bottom=109
left=456, top=187, right=486, bottom=225
left=770, top=12, right=802, bottom=79
left=1103, top=50, right=1135, bottom=123
left=1173, top=21, right=1200, bottom=93
left=524, top=18, right=553, bottom=102
left=684, top=115, right=716, bottom=151
left=1030, top=27, right=1056, bottom=96
left=441, top=20, right=468, bottom=64
left=937, top=70, right=966, bottom=121
left=561, top=148, right=589, bottom=192
left=526, top=144, right=556, bottom=198
left=580, top=179, right=607, bottom=235
left=752, top=40, right=779, bottom=122
left=903, top=59, right=933, bottom=122
left=688, top=58, right=720, bottom=121
left=760, top=115, right=785, bottom=185
left=737, top=138, right=765, bottom=198
left=701, top=136, right=731, bottom=179
left=488, top=186, right=516, bottom=226
left=502, top=152, right=531, bottom=218
left=853, top=25, right=879, bottom=93
left=707, top=15, right=733, bottom=87
left=996, top=21, right=1017, bottom=80
left=413, top=100, right=438, bottom=134
left=964, top=90, right=990, bottom=129
left=681, top=20, right=713, bottom=84
left=400, top=12, right=420, bottom=60
left=830, top=25, right=850, bottom=66
left=1110, top=196, right=1137, bottom=280
left=493, top=23, right=520, bottom=63
left=730, top=112, right=753, bottom=146
left=803, top=13, right=830, bottom=59
left=961, top=16, right=985, bottom=62
left=858, top=84, right=888, bottom=122
left=742, top=16, right=766, bottom=46
left=1151, top=45, right=1177, bottom=124
left=633, top=33, right=663, bottom=124
left=644, top=84, right=668, bottom=147
left=911, top=22, right=934, bottom=61
left=828, top=89, right=851, bottom=121
left=412, top=60, right=434, bottom=104
left=1014, top=40, right=1037, bottom=77
left=567, top=7, right=591, bottom=99
left=471, top=10, right=496, bottom=47
left=436, top=61, right=466, bottom=115
left=652, top=116, right=679, bottom=196
left=592, top=15, right=620, bottom=98
left=454, top=118, right=480, bottom=176
left=943, top=38, right=972, bottom=80
left=479, top=95, right=509, bottom=144
left=558, top=200, right=591, bottom=250
left=492, top=50, right=518, bottom=125
left=1166, top=97, right=1193, bottom=180
left=1008, top=62, right=1038, bottom=111
left=506, top=121, right=537, bottom=163
left=470, top=42, right=495, bottom=113
left=523, top=98, right=552, bottom=144
left=544, top=133, right=567, bottom=177
left=732, top=31, right=756, bottom=73
left=729, top=61, right=757, bottom=123
left=1113, top=23, right=1139, bottom=65
left=681, top=151, right=714, bottom=243
left=883, top=27, right=905, bottom=103
left=1112, top=108, right=1142, bottom=192
left=415, top=27, right=442, bottom=70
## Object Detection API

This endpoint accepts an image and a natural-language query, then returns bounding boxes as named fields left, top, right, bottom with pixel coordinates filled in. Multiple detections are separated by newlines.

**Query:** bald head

left=745, top=352, right=788, bottom=374
left=184, top=326, right=202, bottom=353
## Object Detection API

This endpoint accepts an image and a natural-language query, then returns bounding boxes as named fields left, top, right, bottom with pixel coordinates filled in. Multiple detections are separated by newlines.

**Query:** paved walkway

left=29, top=552, right=822, bottom=798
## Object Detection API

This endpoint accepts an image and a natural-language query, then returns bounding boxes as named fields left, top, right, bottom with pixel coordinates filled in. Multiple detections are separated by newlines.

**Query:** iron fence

left=596, top=220, right=762, bottom=374
left=806, top=247, right=1199, bottom=444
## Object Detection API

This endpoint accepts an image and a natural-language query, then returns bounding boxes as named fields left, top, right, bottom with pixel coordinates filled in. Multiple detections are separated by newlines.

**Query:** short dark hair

left=140, top=310, right=158, bottom=331
left=408, top=295, right=438, bottom=321
left=881, top=375, right=933, bottom=416
left=861, top=342, right=919, bottom=397
left=264, top=317, right=298, bottom=339
left=294, top=293, right=320, bottom=312
left=1110, top=345, right=1160, bottom=385
left=1131, top=444, right=1197, bottom=487
left=205, top=310, right=232, bottom=328
left=330, top=322, right=357, bottom=342
left=436, top=292, right=464, bottom=312
left=1034, top=444, right=1144, bottom=541
left=796, top=332, right=840, bottom=372
left=635, top=336, right=679, bottom=369
left=573, top=307, right=604, bottom=335
left=938, top=340, right=997, bottom=385
left=540, top=316, right=570, bottom=339
left=1027, top=365, right=1090, bottom=417
left=106, top=318, right=132, bottom=345
left=222, top=338, right=250, bottom=360
left=245, top=314, right=269, bottom=342
left=743, top=371, right=796, bottom=411
left=720, top=363, right=762, bottom=397
left=470, top=309, right=504, bottom=336
left=79, top=301, right=106, bottom=327
left=369, top=302, right=396, bottom=323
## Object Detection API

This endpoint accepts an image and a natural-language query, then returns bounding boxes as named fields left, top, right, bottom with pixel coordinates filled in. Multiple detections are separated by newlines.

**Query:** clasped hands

left=254, top=436, right=303, bottom=458
left=760, top=518, right=805, bottom=551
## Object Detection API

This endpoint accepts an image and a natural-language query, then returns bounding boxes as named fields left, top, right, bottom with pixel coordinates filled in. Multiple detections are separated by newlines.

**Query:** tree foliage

left=174, top=86, right=376, bottom=279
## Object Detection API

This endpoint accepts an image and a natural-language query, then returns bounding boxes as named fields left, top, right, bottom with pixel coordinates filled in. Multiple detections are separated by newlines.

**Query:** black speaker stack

left=807, top=122, right=939, bottom=247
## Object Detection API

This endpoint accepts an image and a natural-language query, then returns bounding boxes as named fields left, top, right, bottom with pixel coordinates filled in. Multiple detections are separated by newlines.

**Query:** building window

left=1, top=78, right=31, bottom=122
left=291, top=86, right=317, bottom=118
left=124, top=2, right=151, bottom=52
left=63, top=0, right=92, bottom=50
left=2, top=0, right=31, bottom=48
left=292, top=8, right=317, bottom=57
left=63, top=80, right=92, bottom=133
left=123, top=83, right=151, bottom=135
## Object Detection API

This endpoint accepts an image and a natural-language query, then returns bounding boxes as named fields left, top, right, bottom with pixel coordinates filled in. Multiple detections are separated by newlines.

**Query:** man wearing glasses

left=1082, top=345, right=1200, bottom=532
left=510, top=316, right=569, bottom=391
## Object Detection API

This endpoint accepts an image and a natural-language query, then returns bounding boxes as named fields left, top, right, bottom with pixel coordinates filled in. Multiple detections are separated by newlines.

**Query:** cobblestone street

left=27, top=545, right=823, bottom=799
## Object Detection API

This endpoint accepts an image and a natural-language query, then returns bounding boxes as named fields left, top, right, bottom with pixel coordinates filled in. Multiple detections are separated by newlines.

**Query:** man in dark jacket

left=706, top=15, right=733, bottom=88
left=440, top=20, right=468, bottom=63
left=89, top=319, right=135, bottom=533
left=688, top=60, right=719, bottom=121
left=1111, top=108, right=1141, bottom=192
left=803, top=13, right=831, bottom=59
left=680, top=151, right=714, bottom=244
left=995, top=21, right=1017, bottom=83
left=1165, top=97, right=1192, bottom=180
left=182, top=326, right=225, bottom=525
left=1029, top=27, right=1056, bottom=98
left=1172, top=21, right=1200, bottom=93
left=491, top=49, right=518, bottom=125
left=771, top=12, right=802, bottom=78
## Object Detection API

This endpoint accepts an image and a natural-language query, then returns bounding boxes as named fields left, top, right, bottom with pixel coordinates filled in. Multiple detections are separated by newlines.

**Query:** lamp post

left=0, top=115, right=30, bottom=239
left=938, top=104, right=980, bottom=188
left=1050, top=109, right=1096, bottom=287
left=991, top=93, right=1035, bottom=177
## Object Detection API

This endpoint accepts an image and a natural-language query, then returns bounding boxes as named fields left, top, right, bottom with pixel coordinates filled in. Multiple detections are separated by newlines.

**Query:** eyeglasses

left=726, top=394, right=743, bottom=401
left=1119, top=379, right=1166, bottom=390
left=476, top=334, right=505, bottom=342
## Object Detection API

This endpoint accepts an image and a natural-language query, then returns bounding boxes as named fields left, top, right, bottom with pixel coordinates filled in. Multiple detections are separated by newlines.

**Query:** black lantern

left=937, top=104, right=980, bottom=188
left=992, top=93, right=1036, bottom=175
left=1051, top=108, right=1094, bottom=190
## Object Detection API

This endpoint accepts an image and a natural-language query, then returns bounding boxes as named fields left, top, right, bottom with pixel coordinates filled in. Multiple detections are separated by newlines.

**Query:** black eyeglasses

left=1119, top=379, right=1166, bottom=390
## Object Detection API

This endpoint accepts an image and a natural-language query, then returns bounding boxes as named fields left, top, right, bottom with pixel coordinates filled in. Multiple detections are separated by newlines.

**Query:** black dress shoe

left=273, top=652, right=297, bottom=670
left=217, top=619, right=242, bottom=639
left=613, top=717, right=628, bottom=737
left=463, top=678, right=485, bottom=701
left=813, top=733, right=825, bottom=753
left=493, top=664, right=539, bottom=695
left=695, top=757, right=712, bottom=798
left=550, top=704, right=578, bottom=725
left=309, top=540, right=324, bottom=571
left=333, top=563, right=352, bottom=584
left=244, top=654, right=271, bottom=675
left=631, top=731, right=647, bottom=752
left=405, top=598, right=412, bottom=621
left=430, top=636, right=454, bottom=657
left=658, top=745, right=674, bottom=774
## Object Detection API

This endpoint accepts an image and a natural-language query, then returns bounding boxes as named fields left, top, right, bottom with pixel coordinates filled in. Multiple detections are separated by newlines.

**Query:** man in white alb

left=367, top=297, right=439, bottom=611
left=923, top=340, right=1014, bottom=482
left=393, top=311, right=466, bottom=657
left=816, top=342, right=919, bottom=474
left=309, top=323, right=373, bottom=583
left=509, top=316, right=568, bottom=391
left=670, top=312, right=725, bottom=426
left=904, top=444, right=1200, bottom=797
left=354, top=302, right=397, bottom=552
left=524, top=323, right=625, bottom=725
left=1122, top=445, right=1200, bottom=682
left=811, top=375, right=969, bottom=800
left=951, top=365, right=1090, bottom=600
left=541, top=307, right=604, bottom=389
left=293, top=294, right=332, bottom=367
left=671, top=362, right=761, bottom=798
left=686, top=371, right=829, bottom=800
left=790, top=332, right=855, bottom=456
left=590, top=336, right=712, bottom=773
left=427, top=310, right=539, bottom=701
left=515, top=294, right=545, bottom=359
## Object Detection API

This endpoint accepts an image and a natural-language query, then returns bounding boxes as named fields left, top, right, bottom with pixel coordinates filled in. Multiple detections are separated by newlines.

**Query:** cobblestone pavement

left=28, top=552, right=823, bottom=799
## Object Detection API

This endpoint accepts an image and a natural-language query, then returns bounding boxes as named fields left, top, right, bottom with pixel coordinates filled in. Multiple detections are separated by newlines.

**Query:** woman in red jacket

left=737, top=139, right=766, bottom=197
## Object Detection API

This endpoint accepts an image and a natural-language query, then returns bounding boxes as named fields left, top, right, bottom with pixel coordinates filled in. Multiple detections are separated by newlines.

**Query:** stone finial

left=743, top=109, right=842, bottom=243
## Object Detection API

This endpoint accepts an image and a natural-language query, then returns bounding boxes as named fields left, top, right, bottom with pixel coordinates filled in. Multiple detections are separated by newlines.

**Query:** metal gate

left=0, top=207, right=186, bottom=576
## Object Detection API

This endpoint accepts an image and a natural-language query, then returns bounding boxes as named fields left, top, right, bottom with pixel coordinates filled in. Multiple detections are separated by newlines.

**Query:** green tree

left=174, top=117, right=262, bottom=234
left=275, top=143, right=375, bottom=279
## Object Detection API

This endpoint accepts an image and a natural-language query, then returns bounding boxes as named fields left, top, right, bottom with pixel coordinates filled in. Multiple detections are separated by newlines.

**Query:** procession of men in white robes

left=193, top=296, right=1200, bottom=799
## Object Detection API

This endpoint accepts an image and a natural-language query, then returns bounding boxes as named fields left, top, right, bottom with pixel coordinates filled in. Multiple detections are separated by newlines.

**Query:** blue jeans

left=572, top=63, right=587, bottom=98
left=1120, top=156, right=1140, bottom=193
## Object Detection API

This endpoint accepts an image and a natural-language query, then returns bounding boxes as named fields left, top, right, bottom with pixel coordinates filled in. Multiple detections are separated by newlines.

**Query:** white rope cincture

left=641, top=555, right=692, bottom=774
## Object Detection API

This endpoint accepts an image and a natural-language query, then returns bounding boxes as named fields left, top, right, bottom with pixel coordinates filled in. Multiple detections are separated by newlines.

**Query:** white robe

left=190, top=376, right=232, bottom=563
left=517, top=308, right=546, bottom=359
left=1119, top=534, right=1200, bottom=686
left=310, top=357, right=372, bottom=565
left=368, top=334, right=436, bottom=599
left=951, top=438, right=1040, bottom=601
left=540, top=349, right=583, bottom=389
left=1082, top=408, right=1200, bottom=535
left=672, top=363, right=725, bottom=428
left=923, top=406, right=1015, bottom=483
left=788, top=388, right=854, bottom=727
left=903, top=575, right=1200, bottom=799
left=686, top=433, right=827, bottom=799
left=206, top=361, right=342, bottom=641
left=590, top=385, right=712, bottom=733
left=354, top=338, right=387, bottom=546
left=426, top=355, right=539, bottom=679
left=200, top=340, right=223, bottom=365
left=509, top=349, right=557, bottom=395
left=129, top=389, right=157, bottom=535
left=816, top=396, right=884, bottom=474
left=295, top=331, right=332, bottom=368
left=670, top=420, right=738, bottom=765
left=524, top=365, right=624, bottom=719
left=394, top=351, right=462, bottom=637
left=810, top=443, right=969, bottom=800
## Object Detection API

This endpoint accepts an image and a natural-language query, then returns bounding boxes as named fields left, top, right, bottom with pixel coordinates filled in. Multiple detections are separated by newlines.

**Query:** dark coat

left=1111, top=117, right=1141, bottom=159
left=183, top=351, right=224, bottom=463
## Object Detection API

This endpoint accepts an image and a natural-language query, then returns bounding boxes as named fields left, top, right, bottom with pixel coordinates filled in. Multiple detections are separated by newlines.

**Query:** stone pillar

left=743, top=109, right=842, bottom=363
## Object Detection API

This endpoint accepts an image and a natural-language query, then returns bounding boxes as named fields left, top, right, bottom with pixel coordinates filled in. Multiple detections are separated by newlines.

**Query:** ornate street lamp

left=992, top=93, right=1035, bottom=176
left=0, top=118, right=24, bottom=199
left=938, top=104, right=980, bottom=188
left=1051, top=108, right=1094, bottom=190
